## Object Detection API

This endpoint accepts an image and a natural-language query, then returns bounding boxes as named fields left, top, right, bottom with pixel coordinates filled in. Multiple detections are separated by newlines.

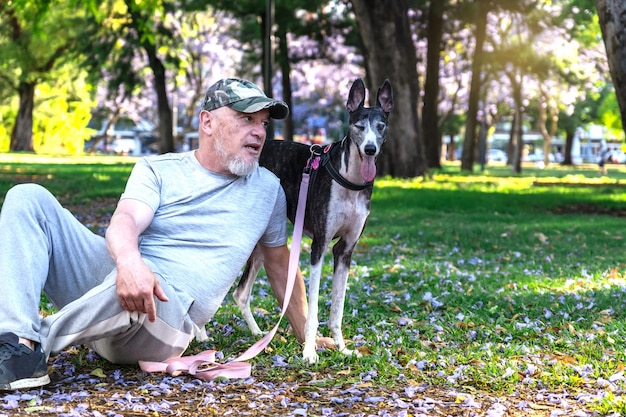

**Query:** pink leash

left=139, top=172, right=311, bottom=381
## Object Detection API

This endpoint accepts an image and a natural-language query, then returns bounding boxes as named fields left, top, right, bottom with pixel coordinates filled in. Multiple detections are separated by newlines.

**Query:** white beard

left=226, top=157, right=258, bottom=177
left=213, top=135, right=258, bottom=176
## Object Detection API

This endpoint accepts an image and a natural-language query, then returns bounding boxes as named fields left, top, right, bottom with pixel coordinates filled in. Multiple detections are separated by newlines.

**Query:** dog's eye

left=376, top=123, right=386, bottom=132
left=354, top=123, right=365, bottom=131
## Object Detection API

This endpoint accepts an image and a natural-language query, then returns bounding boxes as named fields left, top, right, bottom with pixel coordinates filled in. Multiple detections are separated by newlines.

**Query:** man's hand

left=106, top=198, right=167, bottom=322
left=115, top=256, right=168, bottom=322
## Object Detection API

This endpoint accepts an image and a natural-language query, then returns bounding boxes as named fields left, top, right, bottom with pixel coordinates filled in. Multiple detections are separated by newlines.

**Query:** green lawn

left=1, top=154, right=625, bottom=414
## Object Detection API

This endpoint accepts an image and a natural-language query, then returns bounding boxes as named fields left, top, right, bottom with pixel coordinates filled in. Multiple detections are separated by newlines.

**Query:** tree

left=459, top=0, right=489, bottom=172
left=0, top=1, right=88, bottom=151
left=596, top=0, right=626, bottom=135
left=80, top=0, right=227, bottom=154
left=483, top=7, right=561, bottom=173
left=79, top=0, right=188, bottom=154
left=208, top=0, right=349, bottom=142
left=422, top=0, right=446, bottom=169
left=349, top=0, right=426, bottom=177
left=175, top=10, right=243, bottom=135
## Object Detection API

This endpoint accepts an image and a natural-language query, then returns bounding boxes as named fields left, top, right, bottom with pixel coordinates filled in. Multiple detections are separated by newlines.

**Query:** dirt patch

left=553, top=203, right=626, bottom=217
left=0, top=347, right=603, bottom=416
left=533, top=180, right=625, bottom=187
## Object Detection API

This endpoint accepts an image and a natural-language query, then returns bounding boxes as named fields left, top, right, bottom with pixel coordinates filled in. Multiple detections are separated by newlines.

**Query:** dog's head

left=345, top=78, right=393, bottom=182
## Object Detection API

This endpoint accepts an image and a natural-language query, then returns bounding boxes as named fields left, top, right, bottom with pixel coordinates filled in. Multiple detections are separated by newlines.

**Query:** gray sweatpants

left=0, top=184, right=197, bottom=364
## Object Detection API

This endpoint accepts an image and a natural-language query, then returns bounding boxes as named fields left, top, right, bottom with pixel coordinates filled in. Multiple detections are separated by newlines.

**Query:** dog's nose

left=364, top=144, right=377, bottom=156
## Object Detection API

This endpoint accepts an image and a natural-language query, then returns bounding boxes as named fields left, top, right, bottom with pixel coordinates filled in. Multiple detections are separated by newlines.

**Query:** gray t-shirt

left=119, top=151, right=287, bottom=326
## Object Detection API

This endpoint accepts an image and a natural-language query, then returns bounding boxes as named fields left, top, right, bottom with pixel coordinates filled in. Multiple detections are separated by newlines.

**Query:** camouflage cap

left=201, top=78, right=289, bottom=120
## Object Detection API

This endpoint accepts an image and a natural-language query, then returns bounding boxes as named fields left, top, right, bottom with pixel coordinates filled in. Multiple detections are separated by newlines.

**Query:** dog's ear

left=377, top=79, right=393, bottom=116
left=346, top=78, right=366, bottom=113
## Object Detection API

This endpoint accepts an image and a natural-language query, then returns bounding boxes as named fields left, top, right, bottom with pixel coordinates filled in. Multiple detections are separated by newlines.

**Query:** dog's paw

left=302, top=345, right=319, bottom=364
left=248, top=324, right=266, bottom=336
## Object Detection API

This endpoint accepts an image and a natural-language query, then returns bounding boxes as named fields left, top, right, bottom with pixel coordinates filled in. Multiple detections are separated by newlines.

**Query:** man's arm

left=106, top=198, right=168, bottom=322
left=260, top=243, right=334, bottom=348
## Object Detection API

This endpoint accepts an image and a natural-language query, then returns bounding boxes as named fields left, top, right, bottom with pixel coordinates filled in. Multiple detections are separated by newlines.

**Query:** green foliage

left=0, top=0, right=100, bottom=152
left=558, top=86, right=603, bottom=134
left=598, top=87, right=625, bottom=139
left=0, top=1, right=89, bottom=82
left=441, top=112, right=465, bottom=137
left=560, top=0, right=602, bottom=46
left=32, top=84, right=95, bottom=155
left=0, top=62, right=96, bottom=155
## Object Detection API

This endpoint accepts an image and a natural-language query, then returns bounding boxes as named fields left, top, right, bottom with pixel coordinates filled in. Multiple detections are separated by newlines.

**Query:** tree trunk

left=422, top=0, right=446, bottom=169
left=150, top=51, right=174, bottom=154
left=127, top=3, right=174, bottom=154
left=10, top=80, right=36, bottom=152
left=596, top=0, right=626, bottom=135
left=350, top=0, right=426, bottom=178
left=143, top=42, right=174, bottom=154
left=538, top=94, right=552, bottom=166
left=477, top=116, right=487, bottom=171
left=563, top=130, right=574, bottom=164
left=277, top=28, right=294, bottom=142
left=260, top=11, right=275, bottom=141
left=510, top=76, right=523, bottom=174
left=460, top=1, right=488, bottom=172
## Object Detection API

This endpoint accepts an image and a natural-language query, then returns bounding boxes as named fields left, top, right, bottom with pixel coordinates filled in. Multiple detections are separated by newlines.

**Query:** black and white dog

left=234, top=78, right=393, bottom=363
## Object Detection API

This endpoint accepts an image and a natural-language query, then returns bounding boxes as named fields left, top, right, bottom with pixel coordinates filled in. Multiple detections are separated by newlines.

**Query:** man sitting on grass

left=0, top=77, right=329, bottom=390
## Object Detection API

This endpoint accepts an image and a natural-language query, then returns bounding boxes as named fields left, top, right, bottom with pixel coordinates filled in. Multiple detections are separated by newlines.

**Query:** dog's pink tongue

left=361, top=155, right=377, bottom=182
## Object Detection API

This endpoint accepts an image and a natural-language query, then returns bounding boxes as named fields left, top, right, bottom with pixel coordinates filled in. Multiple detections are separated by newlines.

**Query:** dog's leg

left=329, top=238, right=362, bottom=358
left=302, top=259, right=323, bottom=364
left=233, top=245, right=266, bottom=336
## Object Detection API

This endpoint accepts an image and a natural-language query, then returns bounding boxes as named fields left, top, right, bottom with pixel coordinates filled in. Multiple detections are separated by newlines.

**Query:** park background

left=2, top=0, right=626, bottom=176
left=2, top=1, right=626, bottom=416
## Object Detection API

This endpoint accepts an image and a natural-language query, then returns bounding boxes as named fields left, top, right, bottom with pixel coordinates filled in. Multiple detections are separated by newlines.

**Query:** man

left=0, top=78, right=326, bottom=391
left=598, top=139, right=609, bottom=176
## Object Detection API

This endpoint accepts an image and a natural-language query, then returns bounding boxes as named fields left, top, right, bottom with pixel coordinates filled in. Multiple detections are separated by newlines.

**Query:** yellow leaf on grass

left=357, top=346, right=373, bottom=355
left=24, top=406, right=51, bottom=413
left=389, top=304, right=402, bottom=313
left=91, top=368, right=106, bottom=378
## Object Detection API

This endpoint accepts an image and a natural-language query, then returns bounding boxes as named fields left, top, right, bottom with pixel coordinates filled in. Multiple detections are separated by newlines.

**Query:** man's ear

left=199, top=110, right=212, bottom=134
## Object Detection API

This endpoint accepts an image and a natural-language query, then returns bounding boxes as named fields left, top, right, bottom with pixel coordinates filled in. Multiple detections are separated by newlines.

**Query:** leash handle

left=140, top=172, right=311, bottom=379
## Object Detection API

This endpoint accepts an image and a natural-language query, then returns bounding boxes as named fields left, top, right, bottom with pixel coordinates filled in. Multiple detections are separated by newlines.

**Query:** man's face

left=210, top=107, right=270, bottom=176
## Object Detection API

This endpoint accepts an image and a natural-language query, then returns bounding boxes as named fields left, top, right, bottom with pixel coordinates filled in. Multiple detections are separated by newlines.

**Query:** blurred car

left=111, top=138, right=140, bottom=155
left=84, top=115, right=157, bottom=155
left=605, top=150, right=626, bottom=164
left=487, top=149, right=507, bottom=162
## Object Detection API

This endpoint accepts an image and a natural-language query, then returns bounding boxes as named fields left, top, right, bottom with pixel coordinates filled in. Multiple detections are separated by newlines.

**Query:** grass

left=1, top=154, right=626, bottom=414
left=0, top=153, right=135, bottom=203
